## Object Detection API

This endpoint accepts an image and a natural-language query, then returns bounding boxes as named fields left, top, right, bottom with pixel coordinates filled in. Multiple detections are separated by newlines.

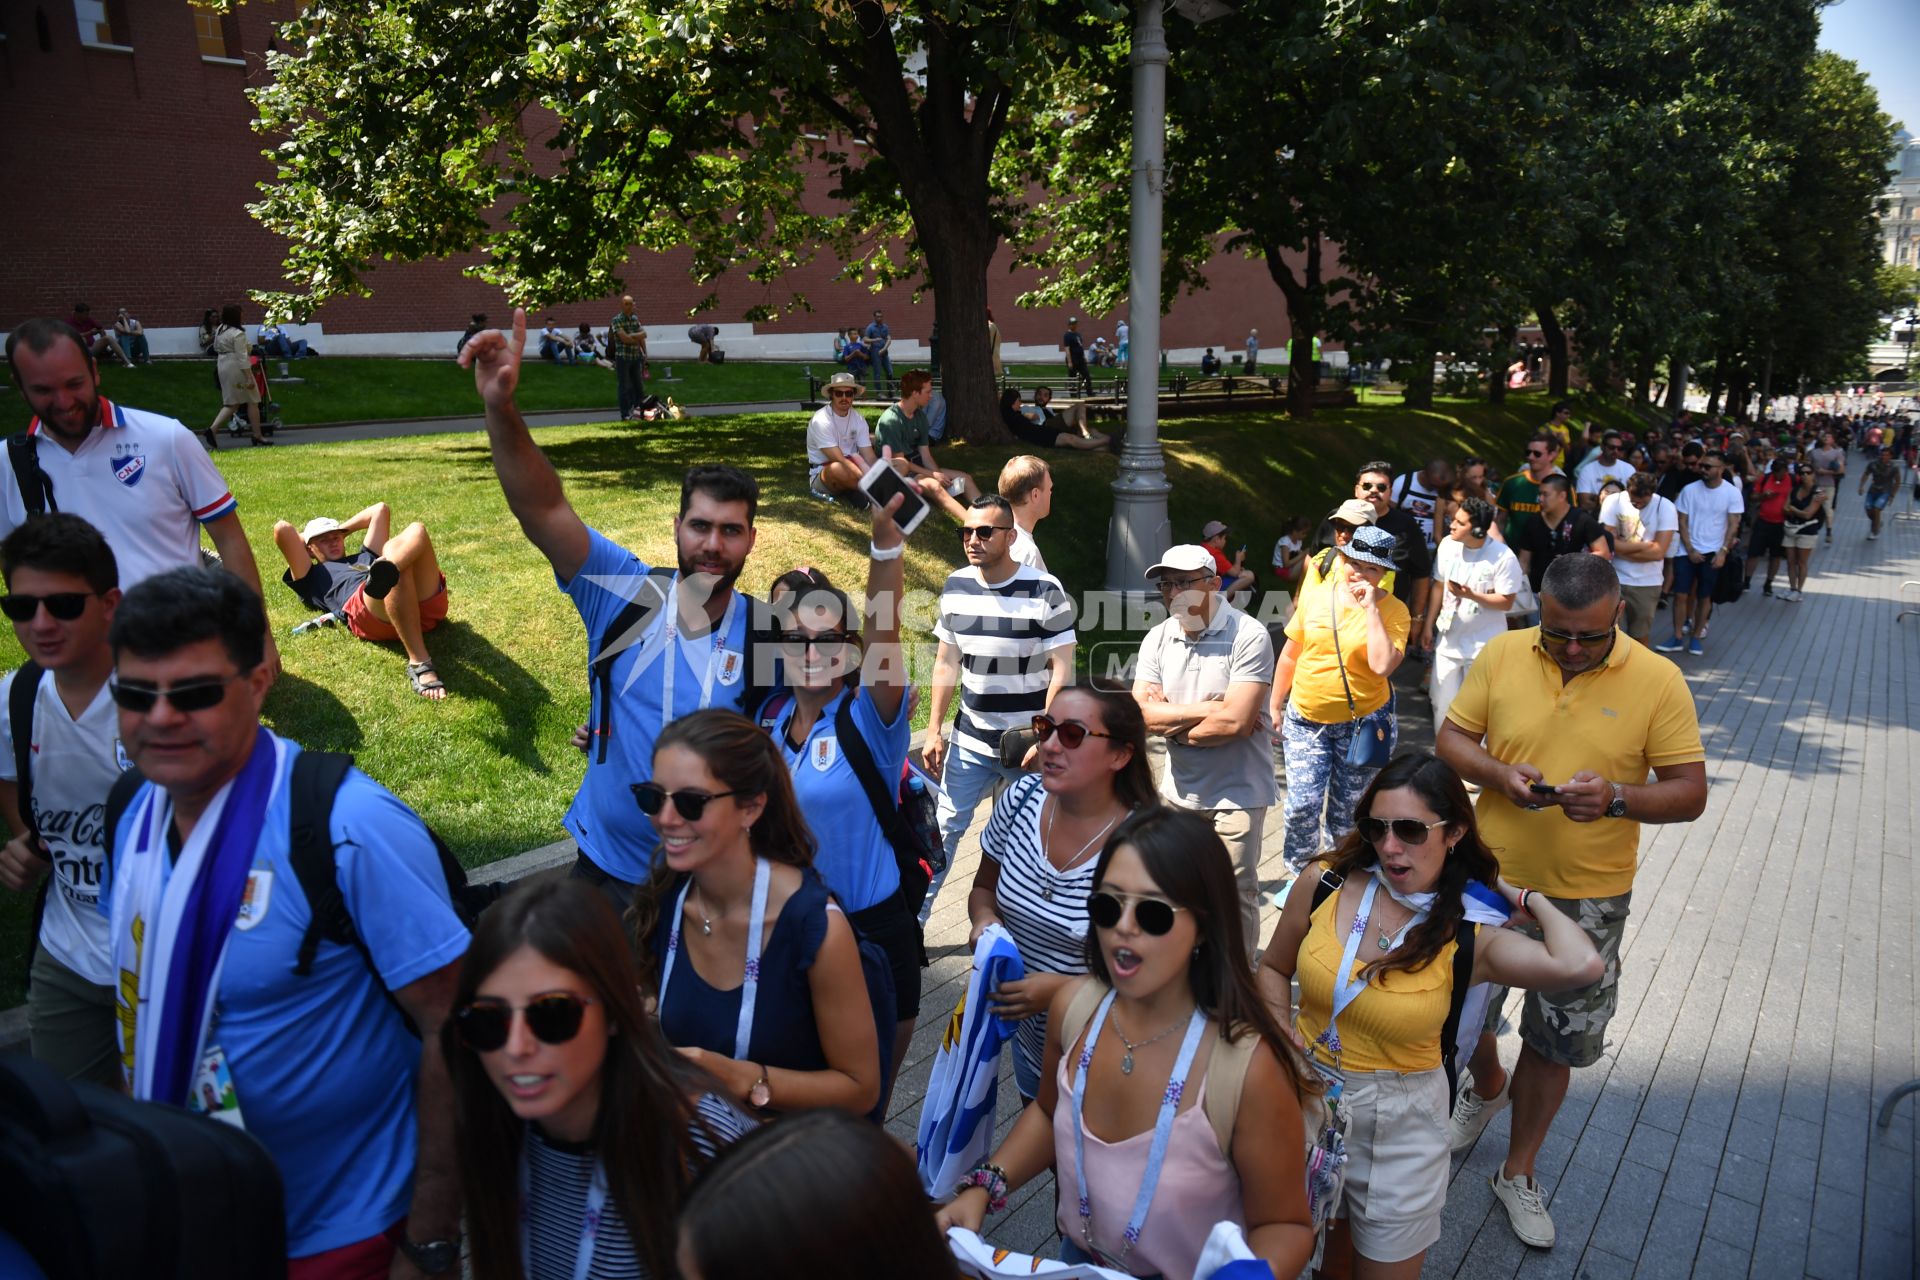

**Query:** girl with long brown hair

left=1258, top=752, right=1600, bottom=1279
left=941, top=807, right=1317, bottom=1279
left=627, top=708, right=881, bottom=1116
left=444, top=878, right=755, bottom=1280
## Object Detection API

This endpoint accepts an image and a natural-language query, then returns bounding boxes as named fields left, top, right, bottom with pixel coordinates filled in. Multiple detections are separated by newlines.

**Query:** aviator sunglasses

left=1, top=592, right=98, bottom=622
left=454, top=993, right=597, bottom=1052
left=1032, top=714, right=1115, bottom=750
left=1087, top=890, right=1188, bottom=936
left=1357, top=815, right=1449, bottom=846
left=109, top=673, right=248, bottom=715
left=1539, top=624, right=1614, bottom=647
left=631, top=782, right=743, bottom=821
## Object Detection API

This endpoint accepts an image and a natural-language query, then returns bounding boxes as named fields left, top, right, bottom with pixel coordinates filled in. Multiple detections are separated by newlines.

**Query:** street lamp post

left=1104, top=0, right=1233, bottom=594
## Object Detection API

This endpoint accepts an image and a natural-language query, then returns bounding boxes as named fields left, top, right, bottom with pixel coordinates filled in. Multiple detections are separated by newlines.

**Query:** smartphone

left=856, top=459, right=930, bottom=536
left=1527, top=781, right=1559, bottom=796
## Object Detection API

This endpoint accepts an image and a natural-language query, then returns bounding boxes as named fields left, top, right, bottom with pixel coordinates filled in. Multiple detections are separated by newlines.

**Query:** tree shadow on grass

left=262, top=671, right=362, bottom=752
left=405, top=620, right=554, bottom=773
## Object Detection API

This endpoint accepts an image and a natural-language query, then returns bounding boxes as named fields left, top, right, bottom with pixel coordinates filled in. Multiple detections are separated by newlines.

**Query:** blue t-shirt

left=864, top=320, right=890, bottom=349
left=774, top=686, right=910, bottom=912
left=563, top=529, right=757, bottom=883
left=99, top=736, right=470, bottom=1257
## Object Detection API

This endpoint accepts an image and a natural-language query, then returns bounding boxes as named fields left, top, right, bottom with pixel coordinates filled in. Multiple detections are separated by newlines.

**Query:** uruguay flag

left=917, top=924, right=1025, bottom=1198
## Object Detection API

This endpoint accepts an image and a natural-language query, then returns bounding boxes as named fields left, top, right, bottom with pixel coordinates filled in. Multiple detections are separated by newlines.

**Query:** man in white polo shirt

left=3, top=319, right=278, bottom=673
left=1132, top=544, right=1278, bottom=950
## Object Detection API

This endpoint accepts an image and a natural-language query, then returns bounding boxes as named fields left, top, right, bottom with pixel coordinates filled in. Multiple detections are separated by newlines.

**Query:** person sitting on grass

left=273, top=504, right=451, bottom=701
left=875, top=370, right=979, bottom=503
left=539, top=319, right=577, bottom=365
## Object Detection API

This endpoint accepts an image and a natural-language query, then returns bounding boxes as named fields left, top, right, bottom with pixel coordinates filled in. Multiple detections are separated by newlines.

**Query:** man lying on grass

left=273, top=504, right=451, bottom=700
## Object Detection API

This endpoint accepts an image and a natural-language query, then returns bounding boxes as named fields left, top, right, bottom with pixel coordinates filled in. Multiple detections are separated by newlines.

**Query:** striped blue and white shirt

left=934, top=564, right=1075, bottom=757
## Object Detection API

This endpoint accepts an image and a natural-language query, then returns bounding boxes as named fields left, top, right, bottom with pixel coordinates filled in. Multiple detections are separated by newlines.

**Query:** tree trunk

left=1401, top=353, right=1436, bottom=410
left=1632, top=351, right=1655, bottom=405
left=1665, top=355, right=1688, bottom=414
left=1535, top=297, right=1570, bottom=397
left=914, top=204, right=1008, bottom=444
left=1727, top=363, right=1750, bottom=423
left=1264, top=235, right=1321, bottom=420
left=1705, top=360, right=1724, bottom=416
left=1489, top=323, right=1517, bottom=406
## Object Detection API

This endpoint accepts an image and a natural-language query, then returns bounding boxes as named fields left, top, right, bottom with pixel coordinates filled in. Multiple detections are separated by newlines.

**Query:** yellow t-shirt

left=1284, top=572, right=1411, bottom=723
left=1295, top=880, right=1462, bottom=1073
left=1444, top=627, right=1705, bottom=898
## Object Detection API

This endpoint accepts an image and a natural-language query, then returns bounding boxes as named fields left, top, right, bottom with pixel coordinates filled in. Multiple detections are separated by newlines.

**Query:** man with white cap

left=272, top=503, right=450, bottom=699
left=1133, top=544, right=1278, bottom=949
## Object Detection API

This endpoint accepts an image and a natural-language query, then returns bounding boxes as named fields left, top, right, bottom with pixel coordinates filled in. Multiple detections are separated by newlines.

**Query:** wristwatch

left=1605, top=782, right=1628, bottom=819
left=399, top=1236, right=461, bottom=1276
left=749, top=1064, right=772, bottom=1109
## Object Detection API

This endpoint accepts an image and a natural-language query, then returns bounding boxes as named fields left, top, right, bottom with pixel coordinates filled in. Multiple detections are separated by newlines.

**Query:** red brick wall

left=2, top=1, right=1306, bottom=353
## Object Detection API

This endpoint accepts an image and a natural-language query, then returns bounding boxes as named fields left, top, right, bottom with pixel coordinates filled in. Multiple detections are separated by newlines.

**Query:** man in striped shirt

left=920, top=494, right=1075, bottom=922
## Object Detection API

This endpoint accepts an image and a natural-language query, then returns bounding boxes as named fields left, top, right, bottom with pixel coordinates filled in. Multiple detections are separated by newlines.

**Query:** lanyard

left=657, top=581, right=740, bottom=736
left=1070, top=991, right=1207, bottom=1269
left=1314, top=876, right=1385, bottom=1077
left=659, top=856, right=770, bottom=1061
left=519, top=1141, right=608, bottom=1280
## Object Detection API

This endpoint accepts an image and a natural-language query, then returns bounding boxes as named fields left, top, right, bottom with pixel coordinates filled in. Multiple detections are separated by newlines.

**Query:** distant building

left=1881, top=130, right=1920, bottom=268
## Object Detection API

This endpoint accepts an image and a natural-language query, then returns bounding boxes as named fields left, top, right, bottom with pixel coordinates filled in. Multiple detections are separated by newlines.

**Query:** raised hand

left=458, top=306, right=526, bottom=410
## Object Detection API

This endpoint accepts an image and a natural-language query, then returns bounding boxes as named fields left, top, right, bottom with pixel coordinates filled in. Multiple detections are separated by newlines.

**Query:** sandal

left=407, top=662, right=447, bottom=700
left=365, top=558, right=401, bottom=600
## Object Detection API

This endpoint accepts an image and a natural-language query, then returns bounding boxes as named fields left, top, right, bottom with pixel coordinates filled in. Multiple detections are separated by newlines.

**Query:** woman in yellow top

left=1270, top=524, right=1409, bottom=870
left=1258, top=753, right=1600, bottom=1278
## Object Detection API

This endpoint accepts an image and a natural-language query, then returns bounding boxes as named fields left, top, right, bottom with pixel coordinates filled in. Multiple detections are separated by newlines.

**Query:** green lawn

left=11, top=358, right=1244, bottom=431
left=0, top=389, right=1615, bottom=1005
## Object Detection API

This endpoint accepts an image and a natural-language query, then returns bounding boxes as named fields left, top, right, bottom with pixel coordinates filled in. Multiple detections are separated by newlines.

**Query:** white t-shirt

left=1010, top=523, right=1048, bottom=575
left=1599, top=491, right=1679, bottom=588
left=0, top=401, right=238, bottom=590
left=0, top=671, right=127, bottom=983
left=1675, top=479, right=1746, bottom=555
left=1432, top=537, right=1523, bottom=656
left=1271, top=533, right=1304, bottom=575
left=804, top=405, right=871, bottom=470
left=1392, top=472, right=1443, bottom=543
left=1575, top=456, right=1638, bottom=497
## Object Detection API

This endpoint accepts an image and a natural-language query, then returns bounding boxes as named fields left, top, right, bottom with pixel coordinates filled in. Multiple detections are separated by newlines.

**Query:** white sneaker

left=1790, top=589, right=1805, bottom=603
left=1490, top=1167, right=1557, bottom=1248
left=1449, top=1072, right=1510, bottom=1151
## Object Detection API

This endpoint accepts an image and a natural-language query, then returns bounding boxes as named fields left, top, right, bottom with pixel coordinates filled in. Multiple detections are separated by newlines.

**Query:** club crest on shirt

left=811, top=737, right=838, bottom=772
left=114, top=738, right=133, bottom=771
left=716, top=648, right=744, bottom=686
left=112, top=450, right=146, bottom=489
left=234, top=870, right=273, bottom=931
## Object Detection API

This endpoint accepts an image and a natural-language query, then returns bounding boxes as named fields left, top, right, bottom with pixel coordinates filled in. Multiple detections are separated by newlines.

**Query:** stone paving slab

left=884, top=478, right=1919, bottom=1279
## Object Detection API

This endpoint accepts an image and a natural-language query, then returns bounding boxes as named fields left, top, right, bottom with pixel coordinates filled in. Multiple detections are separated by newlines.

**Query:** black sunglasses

left=1088, top=891, right=1188, bottom=936
left=1, top=592, right=96, bottom=622
left=1357, top=816, right=1449, bottom=847
left=1357, top=481, right=1389, bottom=492
left=1539, top=625, right=1614, bottom=647
left=1033, top=714, right=1115, bottom=750
left=777, top=631, right=853, bottom=650
left=631, top=782, right=744, bottom=821
left=960, top=525, right=1014, bottom=542
left=109, top=673, right=248, bottom=715
left=454, top=993, right=596, bottom=1052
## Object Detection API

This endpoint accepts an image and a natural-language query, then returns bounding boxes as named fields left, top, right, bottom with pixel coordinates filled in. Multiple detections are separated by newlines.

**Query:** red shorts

left=287, top=1220, right=406, bottom=1280
left=343, top=575, right=448, bottom=643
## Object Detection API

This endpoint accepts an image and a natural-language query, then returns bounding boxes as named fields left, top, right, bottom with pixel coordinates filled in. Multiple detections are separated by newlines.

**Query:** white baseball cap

left=1144, top=544, right=1217, bottom=579
left=300, top=517, right=343, bottom=542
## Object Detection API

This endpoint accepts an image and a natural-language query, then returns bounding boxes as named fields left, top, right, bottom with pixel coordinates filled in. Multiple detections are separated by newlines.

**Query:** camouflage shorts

left=1482, top=891, right=1631, bottom=1069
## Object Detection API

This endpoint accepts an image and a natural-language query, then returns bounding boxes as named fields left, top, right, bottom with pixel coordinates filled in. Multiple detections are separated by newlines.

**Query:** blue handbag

left=1329, top=589, right=1395, bottom=770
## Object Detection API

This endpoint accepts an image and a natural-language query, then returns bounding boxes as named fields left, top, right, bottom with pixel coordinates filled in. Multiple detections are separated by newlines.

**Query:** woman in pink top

left=940, top=809, right=1316, bottom=1279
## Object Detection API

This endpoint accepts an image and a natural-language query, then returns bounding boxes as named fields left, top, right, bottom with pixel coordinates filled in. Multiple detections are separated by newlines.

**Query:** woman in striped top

left=445, top=879, right=756, bottom=1280
left=966, top=684, right=1157, bottom=1099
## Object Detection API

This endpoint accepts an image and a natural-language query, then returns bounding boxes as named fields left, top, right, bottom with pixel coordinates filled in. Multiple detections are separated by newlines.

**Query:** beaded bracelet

left=956, top=1161, right=1010, bottom=1214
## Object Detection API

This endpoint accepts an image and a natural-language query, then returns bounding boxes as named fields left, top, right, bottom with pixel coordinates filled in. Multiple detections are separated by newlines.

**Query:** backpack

left=589, top=570, right=779, bottom=766
left=9, top=661, right=52, bottom=990
left=757, top=688, right=946, bottom=956
left=103, top=750, right=503, bottom=1034
left=6, top=434, right=57, bottom=517
left=1310, top=870, right=1479, bottom=1102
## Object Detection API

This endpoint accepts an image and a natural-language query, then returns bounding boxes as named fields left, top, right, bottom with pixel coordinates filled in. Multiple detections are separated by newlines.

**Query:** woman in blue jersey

left=965, top=684, right=1157, bottom=1101
left=764, top=493, right=922, bottom=1096
left=446, top=878, right=756, bottom=1280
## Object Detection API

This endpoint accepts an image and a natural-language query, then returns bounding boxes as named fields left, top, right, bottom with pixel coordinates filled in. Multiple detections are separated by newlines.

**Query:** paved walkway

left=883, top=485, right=1920, bottom=1278
left=233, top=400, right=801, bottom=446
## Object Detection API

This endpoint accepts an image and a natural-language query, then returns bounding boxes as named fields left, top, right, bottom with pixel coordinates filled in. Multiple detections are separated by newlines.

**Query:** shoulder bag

left=1328, top=586, right=1394, bottom=769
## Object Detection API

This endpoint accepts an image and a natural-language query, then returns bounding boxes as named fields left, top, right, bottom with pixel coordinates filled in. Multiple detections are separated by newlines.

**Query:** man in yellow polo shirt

left=1435, top=553, right=1706, bottom=1251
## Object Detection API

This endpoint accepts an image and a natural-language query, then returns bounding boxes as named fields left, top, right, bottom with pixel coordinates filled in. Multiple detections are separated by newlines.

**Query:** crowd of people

left=0, top=305, right=1910, bottom=1279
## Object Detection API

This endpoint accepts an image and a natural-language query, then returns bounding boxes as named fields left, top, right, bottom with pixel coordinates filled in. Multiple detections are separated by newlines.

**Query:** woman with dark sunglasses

left=965, top=685, right=1157, bottom=1100
left=1257, top=754, right=1599, bottom=1278
left=762, top=496, right=923, bottom=1105
left=941, top=809, right=1317, bottom=1280
left=626, top=709, right=882, bottom=1117
left=445, top=878, right=757, bottom=1280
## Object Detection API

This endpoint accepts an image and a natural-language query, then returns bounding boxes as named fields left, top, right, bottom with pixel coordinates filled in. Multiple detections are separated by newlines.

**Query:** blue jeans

left=116, top=334, right=150, bottom=363
left=871, top=348, right=894, bottom=381
left=1280, top=702, right=1398, bottom=868
left=922, top=742, right=1023, bottom=924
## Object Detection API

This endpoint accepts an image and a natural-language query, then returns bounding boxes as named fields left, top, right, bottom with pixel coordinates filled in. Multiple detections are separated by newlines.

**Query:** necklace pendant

left=1377, top=929, right=1395, bottom=952
left=1040, top=884, right=1054, bottom=903
left=1120, top=1051, right=1134, bottom=1075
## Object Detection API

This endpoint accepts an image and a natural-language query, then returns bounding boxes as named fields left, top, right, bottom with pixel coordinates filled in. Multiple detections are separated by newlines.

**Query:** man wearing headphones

left=1429, top=496, right=1522, bottom=729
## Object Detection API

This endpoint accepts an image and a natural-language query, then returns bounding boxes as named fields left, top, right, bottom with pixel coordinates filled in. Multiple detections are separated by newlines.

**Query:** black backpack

left=588, top=570, right=780, bottom=765
left=9, top=661, right=53, bottom=990
left=104, top=750, right=503, bottom=1033
left=1310, top=869, right=1479, bottom=1101
left=7, top=433, right=57, bottom=517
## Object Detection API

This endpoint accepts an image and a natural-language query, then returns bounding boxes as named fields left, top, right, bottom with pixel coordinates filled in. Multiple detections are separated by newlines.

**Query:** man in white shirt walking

left=1429, top=498, right=1522, bottom=729
left=1656, top=451, right=1744, bottom=658
left=1599, top=472, right=1678, bottom=643
left=998, top=455, right=1053, bottom=575
left=1573, top=431, right=1637, bottom=510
